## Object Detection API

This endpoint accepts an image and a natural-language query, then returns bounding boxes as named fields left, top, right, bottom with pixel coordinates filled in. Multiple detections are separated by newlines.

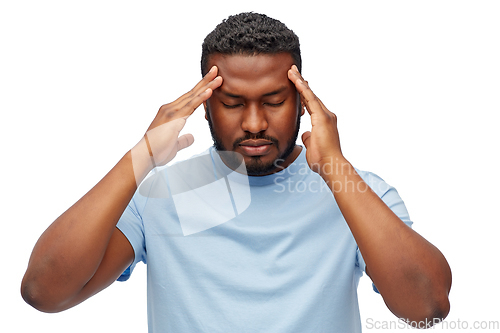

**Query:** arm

left=21, top=67, right=223, bottom=313
left=288, top=66, right=451, bottom=326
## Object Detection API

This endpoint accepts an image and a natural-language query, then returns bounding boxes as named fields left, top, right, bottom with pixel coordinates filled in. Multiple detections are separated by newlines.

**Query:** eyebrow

left=220, top=86, right=288, bottom=99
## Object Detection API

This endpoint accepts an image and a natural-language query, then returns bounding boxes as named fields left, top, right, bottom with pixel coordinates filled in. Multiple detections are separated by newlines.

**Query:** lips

left=239, top=139, right=273, bottom=156
left=239, top=139, right=273, bottom=147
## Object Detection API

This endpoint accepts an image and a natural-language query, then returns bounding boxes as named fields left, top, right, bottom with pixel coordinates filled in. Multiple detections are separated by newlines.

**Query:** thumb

left=176, top=133, right=194, bottom=152
left=301, top=131, right=311, bottom=149
left=171, top=116, right=188, bottom=134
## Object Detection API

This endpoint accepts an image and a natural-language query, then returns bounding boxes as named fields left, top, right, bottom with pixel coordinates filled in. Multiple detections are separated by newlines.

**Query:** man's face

left=205, top=53, right=303, bottom=176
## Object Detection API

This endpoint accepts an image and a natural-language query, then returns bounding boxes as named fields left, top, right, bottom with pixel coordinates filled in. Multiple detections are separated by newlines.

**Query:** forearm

left=287, top=65, right=451, bottom=326
left=22, top=145, right=151, bottom=307
left=322, top=158, right=451, bottom=323
left=22, top=69, right=221, bottom=311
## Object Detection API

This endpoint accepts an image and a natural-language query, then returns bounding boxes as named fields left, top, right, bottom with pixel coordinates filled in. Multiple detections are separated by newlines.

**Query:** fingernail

left=209, top=66, right=216, bottom=73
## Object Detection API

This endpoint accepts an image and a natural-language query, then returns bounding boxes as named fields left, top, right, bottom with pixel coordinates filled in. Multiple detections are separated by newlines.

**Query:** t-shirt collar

left=209, top=146, right=307, bottom=186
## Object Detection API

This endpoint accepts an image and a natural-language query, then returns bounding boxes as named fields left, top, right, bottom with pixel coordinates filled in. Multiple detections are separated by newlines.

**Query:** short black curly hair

left=201, top=12, right=301, bottom=76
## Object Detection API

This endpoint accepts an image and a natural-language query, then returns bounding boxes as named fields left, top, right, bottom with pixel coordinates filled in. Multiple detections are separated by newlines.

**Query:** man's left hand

left=288, top=65, right=345, bottom=177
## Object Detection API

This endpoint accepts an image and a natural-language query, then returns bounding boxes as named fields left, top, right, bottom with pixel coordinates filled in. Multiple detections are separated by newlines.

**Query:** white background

left=1, top=1, right=499, bottom=331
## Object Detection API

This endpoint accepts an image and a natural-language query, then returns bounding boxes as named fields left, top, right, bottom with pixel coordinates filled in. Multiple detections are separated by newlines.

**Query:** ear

left=296, top=92, right=305, bottom=116
left=203, top=101, right=208, bottom=120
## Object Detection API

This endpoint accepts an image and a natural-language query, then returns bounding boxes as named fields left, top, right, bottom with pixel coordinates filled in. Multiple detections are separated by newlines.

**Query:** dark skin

left=208, top=54, right=451, bottom=323
left=204, top=53, right=303, bottom=176
left=286, top=63, right=452, bottom=324
left=22, top=53, right=451, bottom=327
left=21, top=67, right=223, bottom=312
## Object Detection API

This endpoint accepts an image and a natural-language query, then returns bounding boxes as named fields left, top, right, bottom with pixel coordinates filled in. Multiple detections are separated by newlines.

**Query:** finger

left=176, top=133, right=194, bottom=151
left=179, top=66, right=218, bottom=100
left=174, top=66, right=219, bottom=107
left=292, top=75, right=334, bottom=119
left=174, top=75, right=222, bottom=114
left=178, top=87, right=215, bottom=117
left=288, top=67, right=325, bottom=118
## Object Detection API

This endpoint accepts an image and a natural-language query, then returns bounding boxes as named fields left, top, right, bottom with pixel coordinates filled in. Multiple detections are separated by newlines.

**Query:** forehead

left=208, top=53, right=295, bottom=96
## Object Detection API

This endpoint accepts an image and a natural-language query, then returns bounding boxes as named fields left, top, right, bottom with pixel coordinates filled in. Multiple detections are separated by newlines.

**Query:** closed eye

left=221, top=102, right=243, bottom=109
left=265, top=101, right=285, bottom=107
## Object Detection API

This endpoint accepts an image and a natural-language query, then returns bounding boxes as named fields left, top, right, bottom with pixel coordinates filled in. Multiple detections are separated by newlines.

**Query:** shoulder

left=354, top=167, right=413, bottom=225
left=354, top=168, right=393, bottom=197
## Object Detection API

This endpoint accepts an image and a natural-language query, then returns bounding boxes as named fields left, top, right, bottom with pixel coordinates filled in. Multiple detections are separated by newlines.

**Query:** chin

left=244, top=156, right=279, bottom=176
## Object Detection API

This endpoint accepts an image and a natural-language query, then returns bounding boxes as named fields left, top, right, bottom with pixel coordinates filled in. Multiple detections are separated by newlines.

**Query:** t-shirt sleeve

left=116, top=193, right=147, bottom=281
left=354, top=170, right=414, bottom=293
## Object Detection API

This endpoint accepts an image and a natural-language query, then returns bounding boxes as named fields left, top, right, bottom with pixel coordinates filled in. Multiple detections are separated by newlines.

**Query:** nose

left=241, top=104, right=268, bottom=134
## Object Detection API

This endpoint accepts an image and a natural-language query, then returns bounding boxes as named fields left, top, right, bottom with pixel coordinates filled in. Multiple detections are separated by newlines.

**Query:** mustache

left=233, top=134, right=279, bottom=149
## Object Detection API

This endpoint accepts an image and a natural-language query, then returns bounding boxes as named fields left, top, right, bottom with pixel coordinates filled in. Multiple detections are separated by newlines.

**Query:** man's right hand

left=134, top=66, right=222, bottom=173
left=21, top=67, right=222, bottom=313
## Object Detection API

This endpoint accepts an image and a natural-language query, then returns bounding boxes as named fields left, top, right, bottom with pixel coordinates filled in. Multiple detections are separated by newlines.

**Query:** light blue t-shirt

left=117, top=147, right=413, bottom=332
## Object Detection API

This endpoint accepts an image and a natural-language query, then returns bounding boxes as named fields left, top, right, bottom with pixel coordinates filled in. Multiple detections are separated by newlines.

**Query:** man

left=21, top=13, right=451, bottom=332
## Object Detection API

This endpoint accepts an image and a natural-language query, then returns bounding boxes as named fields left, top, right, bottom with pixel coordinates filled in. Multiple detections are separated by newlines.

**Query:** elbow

left=423, top=260, right=452, bottom=327
left=432, top=298, right=451, bottom=326
left=409, top=257, right=453, bottom=328
left=388, top=270, right=452, bottom=328
left=423, top=294, right=450, bottom=328
left=403, top=291, right=450, bottom=329
left=21, top=277, right=65, bottom=313
left=430, top=290, right=451, bottom=325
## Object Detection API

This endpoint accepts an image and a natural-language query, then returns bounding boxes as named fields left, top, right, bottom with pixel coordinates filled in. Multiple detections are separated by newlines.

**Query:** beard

left=206, top=108, right=301, bottom=176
